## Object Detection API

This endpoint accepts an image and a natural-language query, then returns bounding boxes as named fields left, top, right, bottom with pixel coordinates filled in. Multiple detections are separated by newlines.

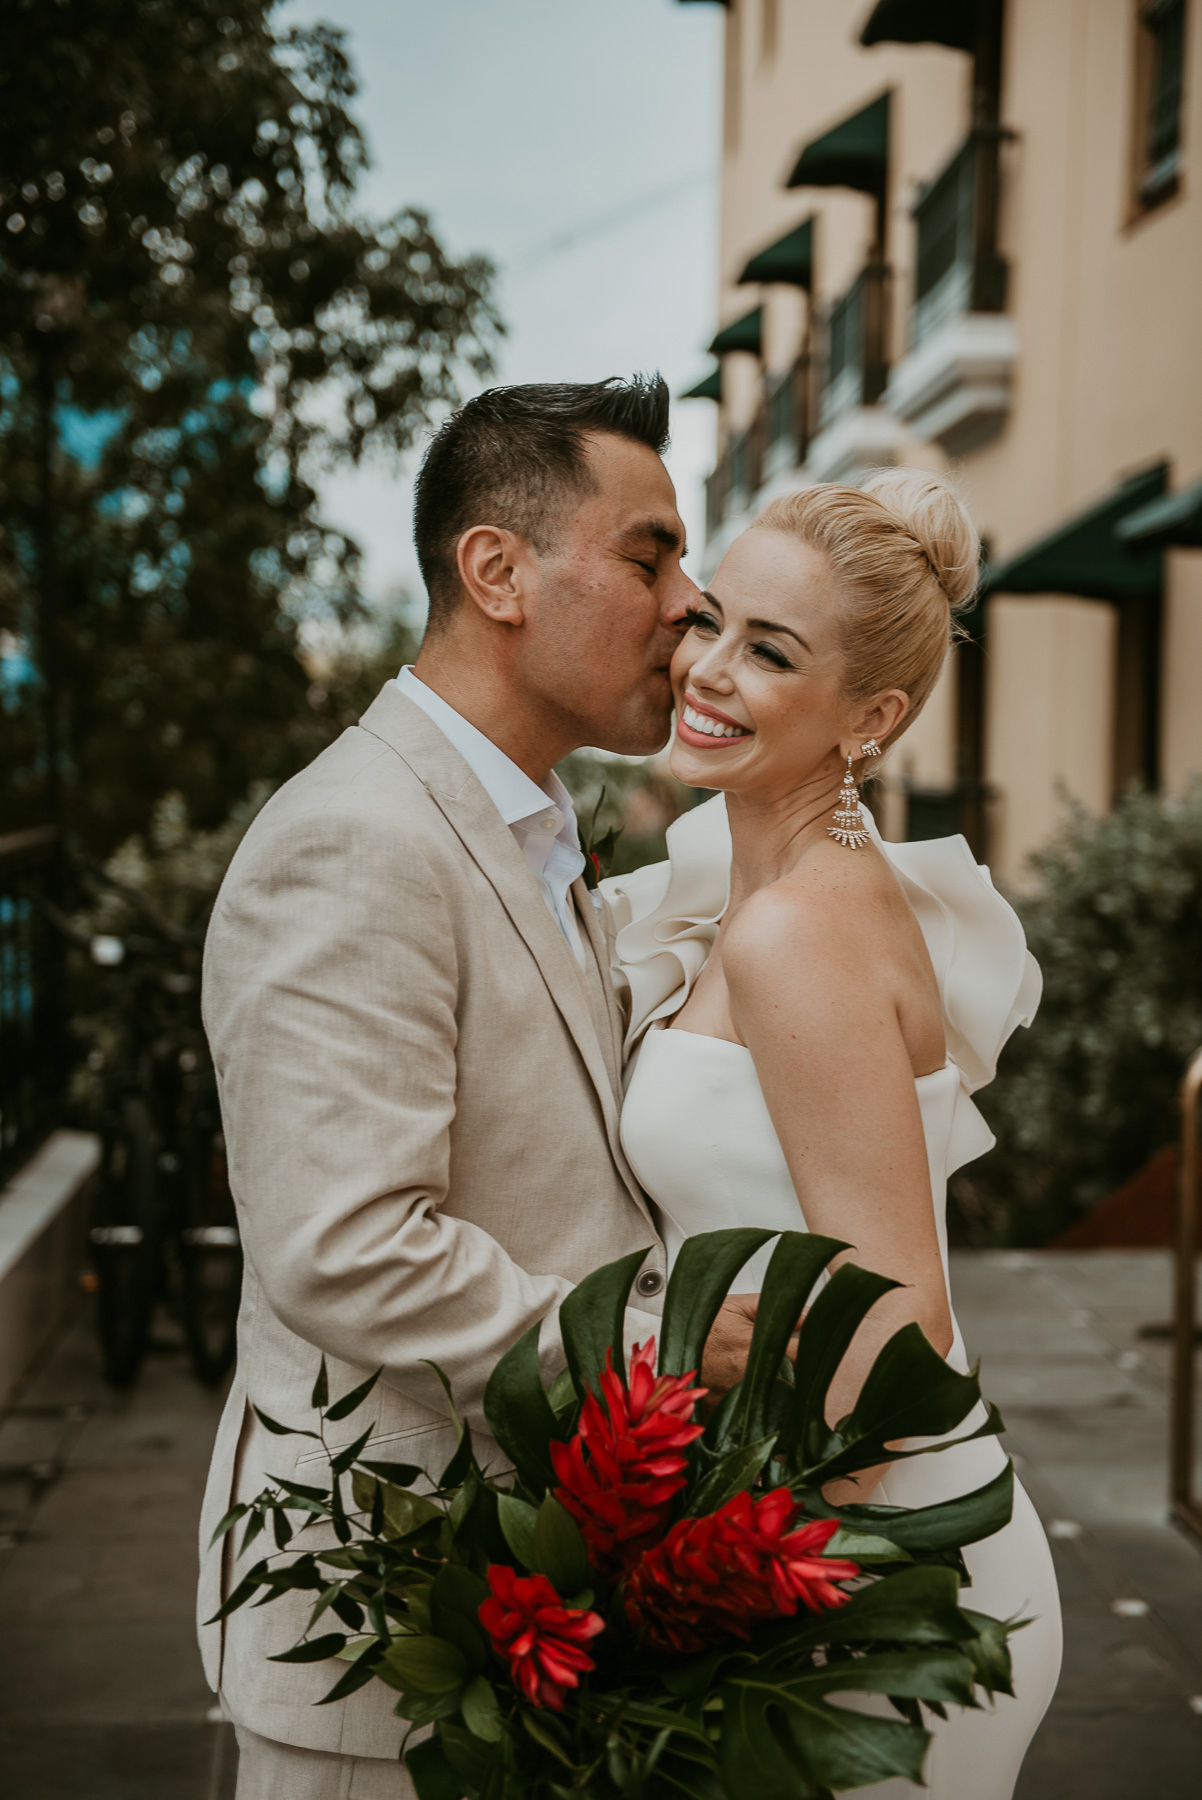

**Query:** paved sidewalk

left=952, top=1249, right=1202, bottom=1800
left=0, top=1309, right=234, bottom=1800
left=0, top=1255, right=1199, bottom=1798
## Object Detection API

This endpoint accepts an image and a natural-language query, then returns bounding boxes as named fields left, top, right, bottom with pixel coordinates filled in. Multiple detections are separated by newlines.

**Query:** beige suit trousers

left=234, top=1722, right=402, bottom=1799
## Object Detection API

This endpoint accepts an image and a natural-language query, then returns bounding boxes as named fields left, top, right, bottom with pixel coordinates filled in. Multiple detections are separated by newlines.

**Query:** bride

left=603, top=471, right=1062, bottom=1799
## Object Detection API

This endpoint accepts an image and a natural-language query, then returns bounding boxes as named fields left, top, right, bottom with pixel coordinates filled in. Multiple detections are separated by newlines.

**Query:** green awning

left=680, top=366, right=722, bottom=402
left=859, top=0, right=982, bottom=51
left=786, top=92, right=890, bottom=194
left=738, top=217, right=814, bottom=289
left=982, top=465, right=1168, bottom=604
left=1115, top=478, right=1202, bottom=548
left=708, top=306, right=762, bottom=357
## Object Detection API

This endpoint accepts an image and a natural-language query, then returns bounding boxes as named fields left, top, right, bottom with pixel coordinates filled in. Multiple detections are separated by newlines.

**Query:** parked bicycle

left=43, top=870, right=241, bottom=1388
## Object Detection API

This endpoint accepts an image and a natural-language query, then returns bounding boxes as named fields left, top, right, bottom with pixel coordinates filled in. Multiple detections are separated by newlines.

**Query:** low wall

left=0, top=1130, right=101, bottom=1409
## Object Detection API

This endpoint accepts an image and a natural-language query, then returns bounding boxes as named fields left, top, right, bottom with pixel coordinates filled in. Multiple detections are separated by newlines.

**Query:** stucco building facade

left=680, top=0, right=1202, bottom=883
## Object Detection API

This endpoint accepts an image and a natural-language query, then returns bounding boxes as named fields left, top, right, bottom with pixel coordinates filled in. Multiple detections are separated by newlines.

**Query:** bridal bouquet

left=212, top=1229, right=1019, bottom=1799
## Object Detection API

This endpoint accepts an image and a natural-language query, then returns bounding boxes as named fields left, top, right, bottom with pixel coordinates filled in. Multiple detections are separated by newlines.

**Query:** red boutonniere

left=580, top=787, right=622, bottom=891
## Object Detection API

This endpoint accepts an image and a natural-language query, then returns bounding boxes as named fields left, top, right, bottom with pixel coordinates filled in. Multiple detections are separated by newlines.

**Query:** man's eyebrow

left=622, top=517, right=684, bottom=553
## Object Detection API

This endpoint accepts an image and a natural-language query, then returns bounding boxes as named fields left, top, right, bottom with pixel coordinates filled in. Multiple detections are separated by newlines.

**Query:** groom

left=199, top=375, right=758, bottom=1796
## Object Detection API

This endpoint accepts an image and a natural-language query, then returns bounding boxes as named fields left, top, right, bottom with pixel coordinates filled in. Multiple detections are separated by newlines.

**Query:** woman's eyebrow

left=748, top=617, right=811, bottom=652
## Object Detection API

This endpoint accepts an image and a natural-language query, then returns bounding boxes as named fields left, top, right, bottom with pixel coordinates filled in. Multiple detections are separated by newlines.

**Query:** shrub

left=950, top=782, right=1202, bottom=1246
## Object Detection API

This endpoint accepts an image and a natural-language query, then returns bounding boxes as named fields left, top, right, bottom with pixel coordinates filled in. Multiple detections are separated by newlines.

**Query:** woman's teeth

left=682, top=703, right=749, bottom=739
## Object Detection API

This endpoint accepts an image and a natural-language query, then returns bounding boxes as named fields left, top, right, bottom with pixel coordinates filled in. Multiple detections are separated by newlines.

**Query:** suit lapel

left=357, top=686, right=648, bottom=1217
left=575, top=879, right=624, bottom=1097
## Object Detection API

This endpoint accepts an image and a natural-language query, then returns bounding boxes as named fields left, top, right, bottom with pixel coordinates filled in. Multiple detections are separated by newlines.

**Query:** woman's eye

left=751, top=641, right=793, bottom=669
left=684, top=607, right=719, bottom=633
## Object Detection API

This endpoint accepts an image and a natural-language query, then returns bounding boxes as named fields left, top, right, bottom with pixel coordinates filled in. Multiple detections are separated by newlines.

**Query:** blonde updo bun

left=754, top=468, right=980, bottom=749
left=860, top=468, right=980, bottom=607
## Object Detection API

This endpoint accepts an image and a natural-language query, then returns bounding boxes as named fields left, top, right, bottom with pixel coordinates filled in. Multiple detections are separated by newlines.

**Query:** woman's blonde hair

left=753, top=469, right=979, bottom=749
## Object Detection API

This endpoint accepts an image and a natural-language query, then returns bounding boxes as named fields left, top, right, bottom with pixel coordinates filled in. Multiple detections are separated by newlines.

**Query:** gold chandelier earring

left=828, top=740, right=882, bottom=850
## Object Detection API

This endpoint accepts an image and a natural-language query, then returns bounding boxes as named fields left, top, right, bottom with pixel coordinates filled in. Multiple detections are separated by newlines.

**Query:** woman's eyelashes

left=684, top=607, right=797, bottom=671
left=683, top=605, right=719, bottom=633
left=751, top=640, right=794, bottom=670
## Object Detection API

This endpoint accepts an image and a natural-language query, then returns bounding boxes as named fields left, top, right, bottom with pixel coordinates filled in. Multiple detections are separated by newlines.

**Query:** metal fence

left=0, top=826, right=63, bottom=1185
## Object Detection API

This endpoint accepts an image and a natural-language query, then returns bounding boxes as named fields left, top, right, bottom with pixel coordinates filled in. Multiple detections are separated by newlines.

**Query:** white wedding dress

left=600, top=797, right=1062, bottom=1800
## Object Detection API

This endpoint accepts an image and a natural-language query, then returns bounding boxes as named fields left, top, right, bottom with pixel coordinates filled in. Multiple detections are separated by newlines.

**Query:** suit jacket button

left=635, top=1268, right=664, bottom=1296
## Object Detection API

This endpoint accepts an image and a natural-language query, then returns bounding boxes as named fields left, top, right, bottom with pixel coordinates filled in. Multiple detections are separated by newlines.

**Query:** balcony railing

left=704, top=354, right=810, bottom=540
left=818, top=263, right=890, bottom=430
left=0, top=826, right=64, bottom=1184
left=912, top=130, right=1008, bottom=349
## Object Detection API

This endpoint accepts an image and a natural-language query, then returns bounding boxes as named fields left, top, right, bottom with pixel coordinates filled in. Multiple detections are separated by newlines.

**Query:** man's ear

left=456, top=525, right=529, bottom=627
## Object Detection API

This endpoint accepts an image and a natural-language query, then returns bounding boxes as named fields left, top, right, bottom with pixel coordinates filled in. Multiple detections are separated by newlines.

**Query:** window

left=1135, top=0, right=1188, bottom=208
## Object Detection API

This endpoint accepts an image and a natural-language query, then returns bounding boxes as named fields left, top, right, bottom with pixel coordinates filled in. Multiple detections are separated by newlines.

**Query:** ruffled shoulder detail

left=597, top=795, right=1040, bottom=1086
left=597, top=796, right=731, bottom=1058
left=876, top=826, right=1041, bottom=1092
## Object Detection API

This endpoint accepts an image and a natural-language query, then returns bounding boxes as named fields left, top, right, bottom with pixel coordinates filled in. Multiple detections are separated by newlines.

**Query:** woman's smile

left=676, top=693, right=754, bottom=747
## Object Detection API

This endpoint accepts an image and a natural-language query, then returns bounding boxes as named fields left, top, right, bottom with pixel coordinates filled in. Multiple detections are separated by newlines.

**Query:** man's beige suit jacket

left=197, top=683, right=665, bottom=1759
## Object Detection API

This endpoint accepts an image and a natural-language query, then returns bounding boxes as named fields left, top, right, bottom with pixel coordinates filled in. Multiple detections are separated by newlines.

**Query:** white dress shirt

left=395, top=667, right=587, bottom=969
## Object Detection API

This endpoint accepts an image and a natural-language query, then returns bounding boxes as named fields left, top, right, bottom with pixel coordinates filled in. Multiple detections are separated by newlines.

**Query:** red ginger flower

left=478, top=1566, right=605, bottom=1712
left=623, top=1487, right=860, bottom=1654
left=550, top=1338, right=706, bottom=1577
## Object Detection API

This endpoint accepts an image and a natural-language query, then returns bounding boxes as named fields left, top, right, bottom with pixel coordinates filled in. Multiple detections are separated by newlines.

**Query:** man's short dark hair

left=413, top=373, right=670, bottom=630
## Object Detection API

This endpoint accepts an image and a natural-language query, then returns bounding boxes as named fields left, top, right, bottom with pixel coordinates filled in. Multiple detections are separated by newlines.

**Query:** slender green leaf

left=238, top=1508, right=266, bottom=1558
left=406, top=1735, right=466, bottom=1800
left=253, top=1404, right=319, bottom=1440
left=358, top=1459, right=423, bottom=1487
left=306, top=1583, right=343, bottom=1634
left=658, top=1228, right=778, bottom=1379
left=331, top=1424, right=376, bottom=1476
left=519, top=1710, right=578, bottom=1768
left=532, top=1494, right=588, bottom=1592
left=497, top=1494, right=539, bottom=1568
left=317, top=1641, right=385, bottom=1704
left=207, top=1501, right=249, bottom=1549
left=483, top=1320, right=561, bottom=1491
left=204, top=1557, right=271, bottom=1625
left=325, top=1367, right=383, bottom=1422
left=268, top=1632, right=347, bottom=1664
left=559, top=1246, right=650, bottom=1393
left=271, top=1505, right=294, bottom=1550
left=311, top=1356, right=329, bottom=1411
left=684, top=1436, right=777, bottom=1517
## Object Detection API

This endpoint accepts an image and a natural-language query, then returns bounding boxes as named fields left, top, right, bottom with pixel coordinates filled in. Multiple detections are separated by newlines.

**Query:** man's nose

left=660, top=567, right=700, bottom=629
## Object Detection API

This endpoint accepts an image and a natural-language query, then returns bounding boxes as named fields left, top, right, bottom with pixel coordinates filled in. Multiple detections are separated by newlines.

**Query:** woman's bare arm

left=723, top=865, right=952, bottom=1504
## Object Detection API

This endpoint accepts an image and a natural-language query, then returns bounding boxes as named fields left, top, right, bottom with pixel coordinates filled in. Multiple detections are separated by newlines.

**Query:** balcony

left=703, top=354, right=811, bottom=545
left=807, top=262, right=905, bottom=482
left=886, top=129, right=1016, bottom=455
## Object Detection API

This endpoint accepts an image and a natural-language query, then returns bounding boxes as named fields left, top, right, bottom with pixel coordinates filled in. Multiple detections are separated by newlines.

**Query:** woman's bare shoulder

left=724, top=843, right=912, bottom=979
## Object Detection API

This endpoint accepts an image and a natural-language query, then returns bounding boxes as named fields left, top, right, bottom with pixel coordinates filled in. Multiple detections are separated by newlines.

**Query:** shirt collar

left=395, top=666, right=579, bottom=840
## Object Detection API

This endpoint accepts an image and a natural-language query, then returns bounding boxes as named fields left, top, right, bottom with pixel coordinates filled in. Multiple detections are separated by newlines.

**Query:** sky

left=277, top=0, right=724, bottom=618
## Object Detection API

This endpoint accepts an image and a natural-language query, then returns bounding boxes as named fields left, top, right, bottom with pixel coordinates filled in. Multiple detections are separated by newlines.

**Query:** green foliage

left=951, top=782, right=1202, bottom=1244
left=0, top=0, right=498, bottom=850
left=216, top=1231, right=1017, bottom=1798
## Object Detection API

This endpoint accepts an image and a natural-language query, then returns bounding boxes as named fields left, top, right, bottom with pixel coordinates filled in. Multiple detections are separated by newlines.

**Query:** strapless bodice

left=620, top=1028, right=983, bottom=1374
